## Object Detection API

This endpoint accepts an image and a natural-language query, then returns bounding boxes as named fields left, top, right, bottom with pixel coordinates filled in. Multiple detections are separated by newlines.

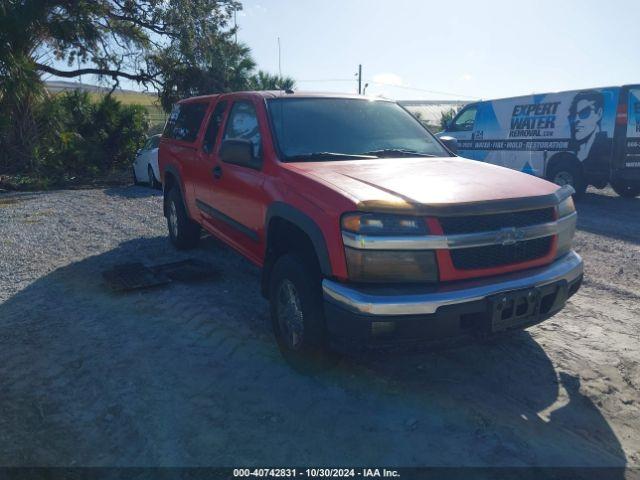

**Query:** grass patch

left=88, top=91, right=167, bottom=126
left=0, top=168, right=133, bottom=192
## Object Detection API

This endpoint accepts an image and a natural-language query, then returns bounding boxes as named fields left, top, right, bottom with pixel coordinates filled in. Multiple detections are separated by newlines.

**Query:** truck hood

left=284, top=157, right=563, bottom=215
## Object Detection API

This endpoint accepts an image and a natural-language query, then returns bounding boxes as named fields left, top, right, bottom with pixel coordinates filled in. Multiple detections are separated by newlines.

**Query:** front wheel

left=166, top=187, right=200, bottom=250
left=269, top=253, right=338, bottom=373
left=548, top=162, right=587, bottom=198
left=611, top=180, right=640, bottom=198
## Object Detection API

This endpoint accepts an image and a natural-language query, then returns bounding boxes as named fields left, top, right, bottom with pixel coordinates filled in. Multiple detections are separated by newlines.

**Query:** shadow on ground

left=104, top=185, right=162, bottom=199
left=576, top=190, right=640, bottom=245
left=0, top=236, right=627, bottom=470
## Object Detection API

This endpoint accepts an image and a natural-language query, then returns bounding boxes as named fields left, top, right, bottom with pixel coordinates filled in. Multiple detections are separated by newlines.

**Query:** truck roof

left=469, top=83, right=640, bottom=105
left=177, top=91, right=392, bottom=104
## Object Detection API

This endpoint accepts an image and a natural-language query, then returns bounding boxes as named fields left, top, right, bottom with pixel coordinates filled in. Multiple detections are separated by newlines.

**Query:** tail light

left=616, top=103, right=628, bottom=126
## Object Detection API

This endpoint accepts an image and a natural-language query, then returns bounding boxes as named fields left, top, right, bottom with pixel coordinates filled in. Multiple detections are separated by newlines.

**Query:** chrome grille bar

left=342, top=212, right=577, bottom=251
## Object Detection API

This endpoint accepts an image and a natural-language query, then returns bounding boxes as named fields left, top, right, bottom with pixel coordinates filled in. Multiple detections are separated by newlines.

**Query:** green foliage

left=440, top=107, right=460, bottom=131
left=156, top=40, right=257, bottom=111
left=0, top=0, right=297, bottom=182
left=0, top=90, right=148, bottom=183
left=248, top=71, right=296, bottom=91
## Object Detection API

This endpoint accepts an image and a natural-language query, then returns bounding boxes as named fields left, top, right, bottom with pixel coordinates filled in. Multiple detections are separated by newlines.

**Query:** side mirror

left=439, top=136, right=459, bottom=155
left=444, top=120, right=452, bottom=130
left=220, top=139, right=261, bottom=170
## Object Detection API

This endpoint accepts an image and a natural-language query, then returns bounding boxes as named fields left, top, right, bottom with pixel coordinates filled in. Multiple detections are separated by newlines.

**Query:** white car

left=133, top=134, right=161, bottom=189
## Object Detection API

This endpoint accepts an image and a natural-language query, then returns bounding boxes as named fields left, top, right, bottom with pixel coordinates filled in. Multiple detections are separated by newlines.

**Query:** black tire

left=269, top=253, right=338, bottom=373
left=547, top=161, right=587, bottom=198
left=166, top=187, right=200, bottom=250
left=148, top=165, right=161, bottom=190
left=133, top=167, right=142, bottom=186
left=611, top=180, right=640, bottom=198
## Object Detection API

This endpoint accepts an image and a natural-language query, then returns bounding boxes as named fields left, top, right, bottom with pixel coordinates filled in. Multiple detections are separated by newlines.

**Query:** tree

left=1, top=0, right=241, bottom=88
left=154, top=32, right=295, bottom=110
left=440, top=107, right=460, bottom=131
left=248, top=71, right=296, bottom=91
left=0, top=0, right=297, bottom=174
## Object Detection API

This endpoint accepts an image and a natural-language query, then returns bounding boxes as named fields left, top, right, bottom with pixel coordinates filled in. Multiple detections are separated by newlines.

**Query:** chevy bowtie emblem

left=496, top=227, right=525, bottom=246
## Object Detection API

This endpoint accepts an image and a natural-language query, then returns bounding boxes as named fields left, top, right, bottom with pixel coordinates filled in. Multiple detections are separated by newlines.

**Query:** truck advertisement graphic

left=452, top=88, right=619, bottom=178
left=626, top=88, right=640, bottom=167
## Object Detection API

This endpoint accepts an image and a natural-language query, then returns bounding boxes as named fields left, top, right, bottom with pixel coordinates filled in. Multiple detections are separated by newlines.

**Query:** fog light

left=371, top=321, right=396, bottom=336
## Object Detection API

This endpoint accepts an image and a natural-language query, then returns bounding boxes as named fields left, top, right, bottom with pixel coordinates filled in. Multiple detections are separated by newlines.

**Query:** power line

left=296, top=79, right=355, bottom=83
left=367, top=81, right=480, bottom=100
left=294, top=78, right=478, bottom=99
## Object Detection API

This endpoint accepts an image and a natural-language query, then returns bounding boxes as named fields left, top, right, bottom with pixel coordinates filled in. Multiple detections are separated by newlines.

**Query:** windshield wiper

left=284, top=152, right=377, bottom=161
left=360, top=148, right=437, bottom=158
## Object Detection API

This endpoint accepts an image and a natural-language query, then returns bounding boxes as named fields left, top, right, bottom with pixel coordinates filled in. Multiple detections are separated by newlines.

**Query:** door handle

left=212, top=165, right=222, bottom=179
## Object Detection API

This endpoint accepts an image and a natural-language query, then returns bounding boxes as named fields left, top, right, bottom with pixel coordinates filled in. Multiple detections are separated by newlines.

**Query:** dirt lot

left=0, top=186, right=638, bottom=469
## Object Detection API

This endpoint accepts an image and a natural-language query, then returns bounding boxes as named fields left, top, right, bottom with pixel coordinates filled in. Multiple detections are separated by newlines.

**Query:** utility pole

left=357, top=64, right=362, bottom=95
left=278, top=37, right=282, bottom=77
left=234, top=8, right=237, bottom=43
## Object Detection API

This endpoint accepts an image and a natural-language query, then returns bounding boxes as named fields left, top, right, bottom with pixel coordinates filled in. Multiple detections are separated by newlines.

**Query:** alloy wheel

left=554, top=171, right=574, bottom=187
left=168, top=200, right=179, bottom=238
left=276, top=279, right=304, bottom=350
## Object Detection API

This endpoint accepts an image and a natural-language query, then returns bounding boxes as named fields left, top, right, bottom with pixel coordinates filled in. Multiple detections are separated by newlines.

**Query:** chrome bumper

left=323, top=251, right=583, bottom=316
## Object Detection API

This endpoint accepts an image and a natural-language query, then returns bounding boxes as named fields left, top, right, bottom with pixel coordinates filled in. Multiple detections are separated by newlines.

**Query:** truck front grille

left=439, top=208, right=555, bottom=235
left=450, top=237, right=553, bottom=270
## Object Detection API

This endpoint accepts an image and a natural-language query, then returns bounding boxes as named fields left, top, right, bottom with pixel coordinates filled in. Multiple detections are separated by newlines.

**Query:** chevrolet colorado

left=158, top=91, right=583, bottom=369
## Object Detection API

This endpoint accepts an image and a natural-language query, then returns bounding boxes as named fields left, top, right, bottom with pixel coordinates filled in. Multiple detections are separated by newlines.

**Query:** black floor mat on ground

left=102, top=259, right=216, bottom=292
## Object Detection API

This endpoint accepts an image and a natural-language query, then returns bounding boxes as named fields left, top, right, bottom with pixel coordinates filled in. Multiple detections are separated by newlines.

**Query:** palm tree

left=249, top=70, right=296, bottom=91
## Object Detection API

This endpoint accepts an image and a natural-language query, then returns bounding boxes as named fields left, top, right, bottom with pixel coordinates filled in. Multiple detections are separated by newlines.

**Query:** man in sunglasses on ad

left=568, top=90, right=612, bottom=172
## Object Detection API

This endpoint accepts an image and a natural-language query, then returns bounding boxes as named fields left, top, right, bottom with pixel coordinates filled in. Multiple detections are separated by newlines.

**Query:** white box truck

left=438, top=85, right=640, bottom=198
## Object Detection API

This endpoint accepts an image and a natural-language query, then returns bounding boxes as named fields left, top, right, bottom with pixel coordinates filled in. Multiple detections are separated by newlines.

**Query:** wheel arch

left=262, top=203, right=332, bottom=298
left=162, top=165, right=185, bottom=217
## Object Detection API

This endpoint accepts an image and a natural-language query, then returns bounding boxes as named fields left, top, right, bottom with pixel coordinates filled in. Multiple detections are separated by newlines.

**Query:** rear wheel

left=166, top=187, right=200, bottom=249
left=133, top=167, right=142, bottom=186
left=548, top=161, right=587, bottom=198
left=148, top=165, right=161, bottom=190
left=611, top=180, right=640, bottom=198
left=269, top=253, right=338, bottom=373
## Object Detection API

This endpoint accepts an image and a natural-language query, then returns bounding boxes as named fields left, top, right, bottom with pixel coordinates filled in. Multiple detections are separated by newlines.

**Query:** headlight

left=556, top=197, right=577, bottom=258
left=341, top=212, right=437, bottom=283
left=341, top=212, right=428, bottom=236
left=557, top=196, right=575, bottom=218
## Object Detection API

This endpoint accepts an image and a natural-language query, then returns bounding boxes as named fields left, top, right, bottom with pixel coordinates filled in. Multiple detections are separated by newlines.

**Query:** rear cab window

left=163, top=102, right=208, bottom=143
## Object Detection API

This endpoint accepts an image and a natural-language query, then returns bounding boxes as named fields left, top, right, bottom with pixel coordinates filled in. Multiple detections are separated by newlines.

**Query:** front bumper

left=322, top=251, right=583, bottom=348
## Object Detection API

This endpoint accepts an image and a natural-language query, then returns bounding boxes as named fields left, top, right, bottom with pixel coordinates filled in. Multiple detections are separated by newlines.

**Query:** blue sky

left=235, top=0, right=640, bottom=100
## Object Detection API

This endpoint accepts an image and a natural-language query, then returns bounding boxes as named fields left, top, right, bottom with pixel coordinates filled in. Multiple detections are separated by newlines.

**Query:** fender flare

left=162, top=164, right=186, bottom=217
left=262, top=202, right=333, bottom=297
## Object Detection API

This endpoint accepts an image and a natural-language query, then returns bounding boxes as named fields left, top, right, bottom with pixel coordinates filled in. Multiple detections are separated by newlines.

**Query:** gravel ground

left=0, top=185, right=638, bottom=469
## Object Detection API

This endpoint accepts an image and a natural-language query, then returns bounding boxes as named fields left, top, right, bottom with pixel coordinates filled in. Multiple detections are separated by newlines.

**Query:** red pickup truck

left=159, top=91, right=583, bottom=369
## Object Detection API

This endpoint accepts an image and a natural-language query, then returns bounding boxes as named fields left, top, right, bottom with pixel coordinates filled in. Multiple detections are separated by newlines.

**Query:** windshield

left=267, top=98, right=450, bottom=161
